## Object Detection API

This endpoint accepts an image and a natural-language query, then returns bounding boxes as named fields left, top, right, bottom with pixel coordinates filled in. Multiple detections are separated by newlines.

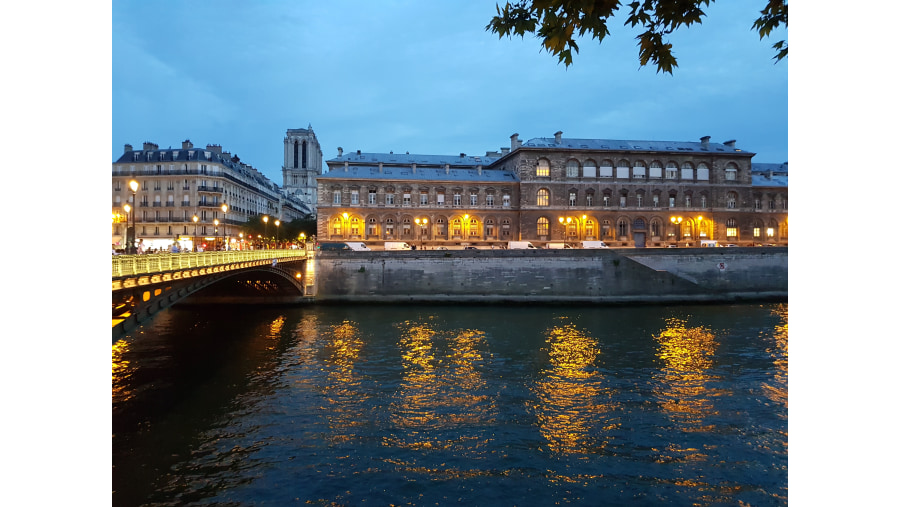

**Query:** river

left=112, top=302, right=787, bottom=506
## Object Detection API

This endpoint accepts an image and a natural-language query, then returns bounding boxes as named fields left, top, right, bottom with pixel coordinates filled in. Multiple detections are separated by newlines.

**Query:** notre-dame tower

left=282, top=125, right=323, bottom=212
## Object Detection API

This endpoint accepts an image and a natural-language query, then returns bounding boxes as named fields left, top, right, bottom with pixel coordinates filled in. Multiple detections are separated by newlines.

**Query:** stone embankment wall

left=310, top=247, right=787, bottom=304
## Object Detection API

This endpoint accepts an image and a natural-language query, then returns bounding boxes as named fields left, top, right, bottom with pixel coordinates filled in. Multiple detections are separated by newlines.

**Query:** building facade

left=316, top=132, right=787, bottom=247
left=112, top=140, right=311, bottom=251
left=282, top=126, right=323, bottom=212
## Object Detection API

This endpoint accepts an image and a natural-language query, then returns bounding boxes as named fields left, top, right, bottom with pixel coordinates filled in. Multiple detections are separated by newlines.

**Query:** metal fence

left=112, top=249, right=307, bottom=278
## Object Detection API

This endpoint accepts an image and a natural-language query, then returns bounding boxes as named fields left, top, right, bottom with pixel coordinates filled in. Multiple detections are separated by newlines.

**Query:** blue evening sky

left=112, top=0, right=788, bottom=183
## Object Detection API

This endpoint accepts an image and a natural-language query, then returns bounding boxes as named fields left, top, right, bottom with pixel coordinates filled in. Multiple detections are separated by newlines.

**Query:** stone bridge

left=112, top=249, right=312, bottom=341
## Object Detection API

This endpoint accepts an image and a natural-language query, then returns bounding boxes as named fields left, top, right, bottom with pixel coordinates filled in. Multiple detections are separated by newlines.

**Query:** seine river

left=112, top=302, right=787, bottom=506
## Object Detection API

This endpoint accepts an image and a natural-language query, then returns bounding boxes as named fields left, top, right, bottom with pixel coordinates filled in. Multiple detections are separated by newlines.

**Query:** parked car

left=580, top=241, right=609, bottom=249
left=723, top=244, right=738, bottom=247
left=464, top=246, right=479, bottom=250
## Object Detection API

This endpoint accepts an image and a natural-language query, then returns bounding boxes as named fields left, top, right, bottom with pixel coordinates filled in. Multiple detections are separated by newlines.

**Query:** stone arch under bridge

left=112, top=258, right=309, bottom=342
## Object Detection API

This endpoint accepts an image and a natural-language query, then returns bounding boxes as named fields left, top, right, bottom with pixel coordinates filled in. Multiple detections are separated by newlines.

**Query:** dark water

left=112, top=302, right=788, bottom=506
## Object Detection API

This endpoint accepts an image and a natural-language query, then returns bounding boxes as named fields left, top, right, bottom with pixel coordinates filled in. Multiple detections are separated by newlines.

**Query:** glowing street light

left=192, top=214, right=199, bottom=251
left=275, top=219, right=281, bottom=248
left=221, top=203, right=228, bottom=250
left=127, top=179, right=139, bottom=254
left=263, top=215, right=269, bottom=249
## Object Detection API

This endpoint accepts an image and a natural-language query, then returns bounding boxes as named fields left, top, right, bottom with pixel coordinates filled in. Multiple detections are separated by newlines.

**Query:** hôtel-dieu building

left=317, top=131, right=787, bottom=248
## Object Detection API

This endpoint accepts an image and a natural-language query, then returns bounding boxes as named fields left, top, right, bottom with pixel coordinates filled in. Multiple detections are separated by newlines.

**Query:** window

left=537, top=217, right=549, bottom=236
left=453, top=193, right=462, bottom=206
left=619, top=195, right=627, bottom=207
left=685, top=195, right=691, bottom=207
left=701, top=195, right=708, bottom=208
left=599, top=160, right=613, bottom=178
left=618, top=219, right=628, bottom=237
left=333, top=191, right=341, bottom=204
left=536, top=159, right=550, bottom=177
left=616, top=161, right=629, bottom=179
left=653, top=194, right=659, bottom=208
left=367, top=218, right=377, bottom=236
left=470, top=194, right=478, bottom=206
left=566, top=160, right=579, bottom=178
left=727, top=192, right=737, bottom=209
left=486, top=219, right=495, bottom=237
left=486, top=194, right=494, bottom=207
left=402, top=218, right=411, bottom=236
left=569, top=191, right=576, bottom=206
left=420, top=192, right=428, bottom=205
left=636, top=194, right=643, bottom=207
left=753, top=227, right=761, bottom=238
left=369, top=190, right=377, bottom=204
left=725, top=163, right=738, bottom=181
left=537, top=189, right=549, bottom=206
left=603, top=195, right=610, bottom=207
left=437, top=193, right=445, bottom=206
left=351, top=190, right=359, bottom=205
left=666, top=162, right=678, bottom=179
left=115, top=181, right=121, bottom=191
left=681, top=163, right=694, bottom=181
left=386, top=193, right=395, bottom=205
left=633, top=162, right=646, bottom=179
left=649, top=161, right=663, bottom=179
left=502, top=194, right=510, bottom=207
left=403, top=193, right=411, bottom=206
left=755, top=198, right=762, bottom=210
left=769, top=199, right=776, bottom=210
left=385, top=218, right=394, bottom=237
left=583, top=161, right=597, bottom=178
left=669, top=196, right=676, bottom=207
left=697, top=163, right=710, bottom=180
left=586, top=194, right=593, bottom=206
left=726, top=219, right=737, bottom=238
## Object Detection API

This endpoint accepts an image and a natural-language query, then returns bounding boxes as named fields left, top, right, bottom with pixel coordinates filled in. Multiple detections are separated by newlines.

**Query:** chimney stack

left=182, top=140, right=193, bottom=149
left=501, top=147, right=510, bottom=155
left=124, top=144, right=133, bottom=153
left=724, top=139, right=736, bottom=148
left=143, top=142, right=158, bottom=151
left=510, top=133, right=520, bottom=151
left=206, top=144, right=222, bottom=154
left=554, top=131, right=563, bottom=144
left=700, top=136, right=710, bottom=146
left=337, top=147, right=343, bottom=157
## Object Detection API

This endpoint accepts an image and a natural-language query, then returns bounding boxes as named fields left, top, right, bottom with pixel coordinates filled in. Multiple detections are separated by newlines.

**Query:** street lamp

left=263, top=215, right=269, bottom=249
left=214, top=218, right=220, bottom=250
left=192, top=214, right=199, bottom=251
left=128, top=179, right=139, bottom=254
left=275, top=219, right=281, bottom=248
left=415, top=217, right=428, bottom=247
left=221, top=203, right=228, bottom=251
left=670, top=216, right=683, bottom=244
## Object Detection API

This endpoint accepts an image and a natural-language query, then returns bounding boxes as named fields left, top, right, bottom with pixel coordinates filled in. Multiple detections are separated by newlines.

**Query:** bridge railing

left=112, top=249, right=307, bottom=278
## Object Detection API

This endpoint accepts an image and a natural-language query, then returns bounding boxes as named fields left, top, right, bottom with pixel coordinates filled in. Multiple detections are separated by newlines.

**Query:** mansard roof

left=520, top=137, right=754, bottom=156
left=319, top=164, right=518, bottom=183
left=751, top=162, right=788, bottom=188
left=328, top=151, right=500, bottom=167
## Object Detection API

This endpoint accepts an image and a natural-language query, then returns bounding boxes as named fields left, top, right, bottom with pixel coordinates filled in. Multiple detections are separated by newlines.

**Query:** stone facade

left=316, top=132, right=788, bottom=247
left=282, top=126, right=323, bottom=212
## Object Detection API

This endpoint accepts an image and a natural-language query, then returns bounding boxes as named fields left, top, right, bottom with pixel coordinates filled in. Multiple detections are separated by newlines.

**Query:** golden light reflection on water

left=530, top=320, right=617, bottom=454
left=321, top=320, right=370, bottom=441
left=386, top=319, right=495, bottom=452
left=112, top=339, right=133, bottom=402
left=763, top=304, right=788, bottom=412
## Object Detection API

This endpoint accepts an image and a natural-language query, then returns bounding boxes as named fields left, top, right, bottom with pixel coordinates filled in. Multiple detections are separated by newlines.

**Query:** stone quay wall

left=310, top=247, right=787, bottom=304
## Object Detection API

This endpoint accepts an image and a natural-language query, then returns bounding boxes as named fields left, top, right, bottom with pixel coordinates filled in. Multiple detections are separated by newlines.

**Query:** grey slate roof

left=319, top=164, right=518, bottom=183
left=751, top=162, right=788, bottom=188
left=327, top=152, right=500, bottom=167
left=521, top=137, right=753, bottom=155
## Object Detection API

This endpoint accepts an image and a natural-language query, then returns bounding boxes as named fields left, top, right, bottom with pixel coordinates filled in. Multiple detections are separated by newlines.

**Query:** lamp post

left=192, top=214, right=199, bottom=251
left=221, top=203, right=228, bottom=251
left=670, top=216, right=683, bottom=245
left=415, top=217, right=428, bottom=248
left=128, top=179, right=139, bottom=254
left=263, top=215, right=269, bottom=249
left=275, top=219, right=281, bottom=249
left=214, top=218, right=220, bottom=250
left=239, top=232, right=244, bottom=251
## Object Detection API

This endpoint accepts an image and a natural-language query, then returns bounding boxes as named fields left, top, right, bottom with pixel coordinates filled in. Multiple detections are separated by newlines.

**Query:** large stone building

left=316, top=132, right=788, bottom=247
left=282, top=126, right=323, bottom=212
left=112, top=140, right=312, bottom=251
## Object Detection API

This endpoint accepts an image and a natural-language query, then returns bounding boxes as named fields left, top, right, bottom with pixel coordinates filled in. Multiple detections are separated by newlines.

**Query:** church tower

left=282, top=125, right=323, bottom=212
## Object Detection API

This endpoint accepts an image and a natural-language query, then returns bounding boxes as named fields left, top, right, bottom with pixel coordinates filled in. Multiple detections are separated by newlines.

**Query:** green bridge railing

left=112, top=249, right=308, bottom=278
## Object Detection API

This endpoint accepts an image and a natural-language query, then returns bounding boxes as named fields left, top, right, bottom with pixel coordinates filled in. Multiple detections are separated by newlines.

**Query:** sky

left=111, top=0, right=788, bottom=184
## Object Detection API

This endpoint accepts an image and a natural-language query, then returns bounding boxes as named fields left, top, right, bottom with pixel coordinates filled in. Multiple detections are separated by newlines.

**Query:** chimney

left=554, top=131, right=563, bottom=144
left=124, top=144, right=133, bottom=153
left=724, top=139, right=736, bottom=148
left=700, top=136, right=710, bottom=146
left=501, top=147, right=510, bottom=155
left=206, top=144, right=222, bottom=154
left=337, top=147, right=343, bottom=157
left=460, top=153, right=466, bottom=158
left=510, top=133, right=519, bottom=151
left=182, top=140, right=193, bottom=149
left=143, top=142, right=158, bottom=151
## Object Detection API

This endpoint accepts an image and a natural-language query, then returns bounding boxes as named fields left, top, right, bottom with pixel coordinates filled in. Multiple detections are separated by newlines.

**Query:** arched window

left=537, top=217, right=549, bottom=236
left=633, top=218, right=646, bottom=230
left=301, top=140, right=308, bottom=169
left=726, top=192, right=738, bottom=209
left=617, top=218, right=629, bottom=238
left=681, top=162, right=694, bottom=180
left=536, top=159, right=550, bottom=177
left=616, top=159, right=630, bottom=179
left=583, top=160, right=597, bottom=178
left=726, top=218, right=737, bottom=238
left=649, top=160, right=663, bottom=179
left=332, top=217, right=342, bottom=235
left=725, top=162, right=739, bottom=181
left=633, top=160, right=646, bottom=179
left=599, top=159, right=614, bottom=178
left=566, top=160, right=579, bottom=178
left=697, top=163, right=710, bottom=180
left=537, top=188, right=550, bottom=206
left=666, top=162, right=678, bottom=179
